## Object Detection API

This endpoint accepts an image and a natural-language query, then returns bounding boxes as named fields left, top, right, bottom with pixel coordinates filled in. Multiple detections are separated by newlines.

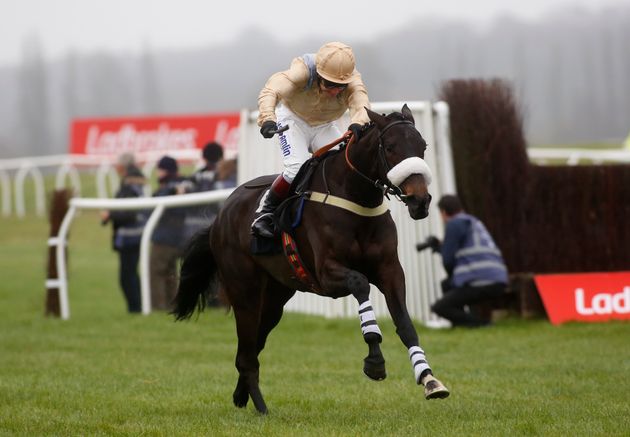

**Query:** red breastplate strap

left=281, top=232, right=319, bottom=292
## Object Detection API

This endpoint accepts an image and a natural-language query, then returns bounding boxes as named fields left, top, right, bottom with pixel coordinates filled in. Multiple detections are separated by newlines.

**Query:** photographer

left=417, top=194, right=508, bottom=328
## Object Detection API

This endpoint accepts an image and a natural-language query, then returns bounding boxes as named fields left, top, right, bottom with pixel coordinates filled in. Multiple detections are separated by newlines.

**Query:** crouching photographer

left=418, top=194, right=509, bottom=328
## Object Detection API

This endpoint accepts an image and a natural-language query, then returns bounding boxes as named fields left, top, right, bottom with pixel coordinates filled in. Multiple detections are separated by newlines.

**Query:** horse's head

left=365, top=104, right=432, bottom=220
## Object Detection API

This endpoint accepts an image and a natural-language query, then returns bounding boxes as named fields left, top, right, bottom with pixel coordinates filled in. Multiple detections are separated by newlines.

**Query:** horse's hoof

left=233, top=394, right=248, bottom=408
left=422, top=375, right=450, bottom=400
left=233, top=388, right=249, bottom=408
left=363, top=360, right=387, bottom=381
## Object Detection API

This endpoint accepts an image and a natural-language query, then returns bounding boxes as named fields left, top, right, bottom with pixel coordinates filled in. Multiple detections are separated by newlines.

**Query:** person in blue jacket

left=418, top=194, right=508, bottom=327
left=101, top=153, right=148, bottom=313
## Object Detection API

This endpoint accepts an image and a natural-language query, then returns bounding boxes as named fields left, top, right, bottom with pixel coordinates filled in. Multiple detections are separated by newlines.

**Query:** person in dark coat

left=101, top=153, right=148, bottom=313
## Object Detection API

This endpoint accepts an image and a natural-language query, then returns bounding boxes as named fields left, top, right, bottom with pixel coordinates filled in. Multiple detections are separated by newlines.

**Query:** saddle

left=249, top=150, right=341, bottom=291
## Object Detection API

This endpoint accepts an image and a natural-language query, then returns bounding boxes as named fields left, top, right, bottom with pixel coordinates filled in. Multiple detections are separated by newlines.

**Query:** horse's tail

left=171, top=225, right=217, bottom=321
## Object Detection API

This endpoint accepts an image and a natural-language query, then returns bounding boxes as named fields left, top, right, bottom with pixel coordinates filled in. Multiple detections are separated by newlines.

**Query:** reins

left=313, top=132, right=352, bottom=158
left=343, top=120, right=415, bottom=204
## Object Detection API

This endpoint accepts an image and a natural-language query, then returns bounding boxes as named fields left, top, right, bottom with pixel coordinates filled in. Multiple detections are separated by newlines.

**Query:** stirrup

left=251, top=213, right=275, bottom=238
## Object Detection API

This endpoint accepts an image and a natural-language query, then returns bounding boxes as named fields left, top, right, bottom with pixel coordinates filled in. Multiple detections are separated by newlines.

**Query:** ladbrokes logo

left=85, top=123, right=197, bottom=154
left=70, top=113, right=241, bottom=156
left=534, top=272, right=630, bottom=324
left=575, top=286, right=630, bottom=315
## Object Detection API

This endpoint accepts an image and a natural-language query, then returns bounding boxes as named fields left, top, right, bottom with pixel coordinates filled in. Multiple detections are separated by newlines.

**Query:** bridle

left=344, top=119, right=416, bottom=204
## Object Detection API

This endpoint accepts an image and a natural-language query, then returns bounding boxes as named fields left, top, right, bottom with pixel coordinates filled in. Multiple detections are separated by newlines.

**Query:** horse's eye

left=385, top=145, right=393, bottom=153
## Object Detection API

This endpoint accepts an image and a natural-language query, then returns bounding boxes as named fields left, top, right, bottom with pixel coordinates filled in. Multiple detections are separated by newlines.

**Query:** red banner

left=70, top=113, right=240, bottom=157
left=534, top=272, right=630, bottom=325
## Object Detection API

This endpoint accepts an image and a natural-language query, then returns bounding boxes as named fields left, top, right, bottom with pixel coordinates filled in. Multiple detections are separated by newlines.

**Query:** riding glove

left=260, top=120, right=277, bottom=139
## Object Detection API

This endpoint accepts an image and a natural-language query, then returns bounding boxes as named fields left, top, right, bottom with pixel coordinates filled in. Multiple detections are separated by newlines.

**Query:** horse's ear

left=401, top=104, right=415, bottom=124
left=366, top=107, right=389, bottom=129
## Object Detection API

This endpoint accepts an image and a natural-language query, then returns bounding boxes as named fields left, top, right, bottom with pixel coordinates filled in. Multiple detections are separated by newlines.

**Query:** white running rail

left=51, top=189, right=233, bottom=320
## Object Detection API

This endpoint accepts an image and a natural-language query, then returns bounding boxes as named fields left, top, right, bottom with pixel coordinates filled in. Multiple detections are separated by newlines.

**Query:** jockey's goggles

left=320, top=77, right=348, bottom=90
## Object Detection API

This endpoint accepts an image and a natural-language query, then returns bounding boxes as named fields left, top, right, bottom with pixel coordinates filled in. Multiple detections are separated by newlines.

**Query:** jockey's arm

left=257, top=58, right=309, bottom=126
left=346, top=76, right=371, bottom=126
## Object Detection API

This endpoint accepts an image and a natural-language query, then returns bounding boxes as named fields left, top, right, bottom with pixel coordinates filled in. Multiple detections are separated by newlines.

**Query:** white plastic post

left=56, top=205, right=77, bottom=320
left=55, top=163, right=82, bottom=196
left=14, top=164, right=46, bottom=217
left=0, top=169, right=11, bottom=217
left=139, top=204, right=164, bottom=315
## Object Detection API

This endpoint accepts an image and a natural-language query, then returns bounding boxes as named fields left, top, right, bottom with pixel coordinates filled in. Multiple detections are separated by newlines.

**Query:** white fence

left=527, top=147, right=630, bottom=165
left=50, top=189, right=233, bottom=320
left=0, top=150, right=203, bottom=217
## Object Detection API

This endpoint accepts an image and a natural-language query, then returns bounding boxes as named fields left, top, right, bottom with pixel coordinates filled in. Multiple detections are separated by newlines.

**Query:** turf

left=1, top=212, right=629, bottom=436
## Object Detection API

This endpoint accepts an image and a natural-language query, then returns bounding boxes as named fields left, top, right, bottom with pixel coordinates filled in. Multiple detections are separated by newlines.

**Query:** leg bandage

left=408, top=346, right=431, bottom=384
left=358, top=301, right=382, bottom=338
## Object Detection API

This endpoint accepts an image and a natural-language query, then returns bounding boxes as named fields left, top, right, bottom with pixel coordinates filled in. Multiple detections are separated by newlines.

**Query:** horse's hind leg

left=256, top=278, right=295, bottom=353
left=228, top=274, right=269, bottom=414
left=231, top=278, right=294, bottom=414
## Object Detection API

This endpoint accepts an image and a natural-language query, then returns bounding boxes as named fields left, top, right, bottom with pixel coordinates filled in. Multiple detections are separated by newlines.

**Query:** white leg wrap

left=358, top=301, right=382, bottom=338
left=408, top=346, right=431, bottom=384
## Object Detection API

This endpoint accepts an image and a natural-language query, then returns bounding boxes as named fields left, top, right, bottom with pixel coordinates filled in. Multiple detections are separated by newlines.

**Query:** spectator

left=150, top=155, right=190, bottom=311
left=214, top=157, right=237, bottom=190
left=100, top=153, right=148, bottom=313
left=417, top=194, right=509, bottom=328
left=191, top=141, right=224, bottom=191
left=184, top=142, right=226, bottom=241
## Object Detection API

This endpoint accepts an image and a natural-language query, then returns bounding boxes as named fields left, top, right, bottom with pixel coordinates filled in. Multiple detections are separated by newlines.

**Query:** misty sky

left=2, top=0, right=627, bottom=67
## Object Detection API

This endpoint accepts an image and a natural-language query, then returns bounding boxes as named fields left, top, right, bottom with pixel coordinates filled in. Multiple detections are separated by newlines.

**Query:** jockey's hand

left=348, top=123, right=362, bottom=140
left=260, top=121, right=278, bottom=139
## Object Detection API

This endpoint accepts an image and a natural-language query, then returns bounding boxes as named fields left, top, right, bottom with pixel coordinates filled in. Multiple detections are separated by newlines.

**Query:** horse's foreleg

left=377, top=265, right=450, bottom=399
left=322, top=264, right=386, bottom=381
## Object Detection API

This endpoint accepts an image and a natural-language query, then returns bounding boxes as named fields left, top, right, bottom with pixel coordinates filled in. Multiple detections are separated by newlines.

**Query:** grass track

left=1, top=213, right=629, bottom=436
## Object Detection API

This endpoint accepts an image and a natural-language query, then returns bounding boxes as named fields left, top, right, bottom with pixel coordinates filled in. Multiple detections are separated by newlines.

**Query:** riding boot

left=251, top=175, right=291, bottom=238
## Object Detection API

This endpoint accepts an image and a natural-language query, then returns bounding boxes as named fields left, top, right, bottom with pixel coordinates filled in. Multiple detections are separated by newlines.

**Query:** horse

left=172, top=104, right=450, bottom=414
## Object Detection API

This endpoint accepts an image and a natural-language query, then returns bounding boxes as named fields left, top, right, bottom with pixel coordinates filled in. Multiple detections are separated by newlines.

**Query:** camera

left=416, top=236, right=441, bottom=253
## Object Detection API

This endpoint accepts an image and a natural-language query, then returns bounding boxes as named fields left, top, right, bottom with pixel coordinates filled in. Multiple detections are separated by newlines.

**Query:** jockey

left=252, top=41, right=372, bottom=238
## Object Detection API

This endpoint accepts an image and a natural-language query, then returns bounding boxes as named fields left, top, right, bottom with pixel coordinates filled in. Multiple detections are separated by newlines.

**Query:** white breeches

left=275, top=104, right=343, bottom=182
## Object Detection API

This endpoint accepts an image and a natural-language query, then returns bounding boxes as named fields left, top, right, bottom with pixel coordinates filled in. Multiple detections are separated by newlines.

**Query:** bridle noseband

left=344, top=119, right=417, bottom=204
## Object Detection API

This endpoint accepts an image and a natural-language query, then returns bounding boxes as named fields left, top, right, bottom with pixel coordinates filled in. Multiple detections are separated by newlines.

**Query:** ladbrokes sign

left=534, top=272, right=630, bottom=325
left=70, top=113, right=240, bottom=156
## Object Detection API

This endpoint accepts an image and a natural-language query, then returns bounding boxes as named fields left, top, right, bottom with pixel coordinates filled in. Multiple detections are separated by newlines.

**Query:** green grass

left=1, top=212, right=629, bottom=436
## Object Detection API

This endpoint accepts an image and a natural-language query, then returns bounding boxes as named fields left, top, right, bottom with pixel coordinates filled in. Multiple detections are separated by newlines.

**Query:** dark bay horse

left=173, top=104, right=450, bottom=414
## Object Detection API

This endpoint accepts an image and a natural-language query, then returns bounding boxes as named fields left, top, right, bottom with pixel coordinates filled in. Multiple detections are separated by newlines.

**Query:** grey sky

left=1, top=0, right=627, bottom=67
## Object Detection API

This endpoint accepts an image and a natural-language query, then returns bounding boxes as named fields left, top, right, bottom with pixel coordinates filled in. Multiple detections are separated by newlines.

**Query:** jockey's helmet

left=315, top=42, right=355, bottom=84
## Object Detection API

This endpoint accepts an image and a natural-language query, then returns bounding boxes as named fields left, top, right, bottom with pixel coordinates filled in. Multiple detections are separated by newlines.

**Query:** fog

left=1, top=4, right=629, bottom=158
